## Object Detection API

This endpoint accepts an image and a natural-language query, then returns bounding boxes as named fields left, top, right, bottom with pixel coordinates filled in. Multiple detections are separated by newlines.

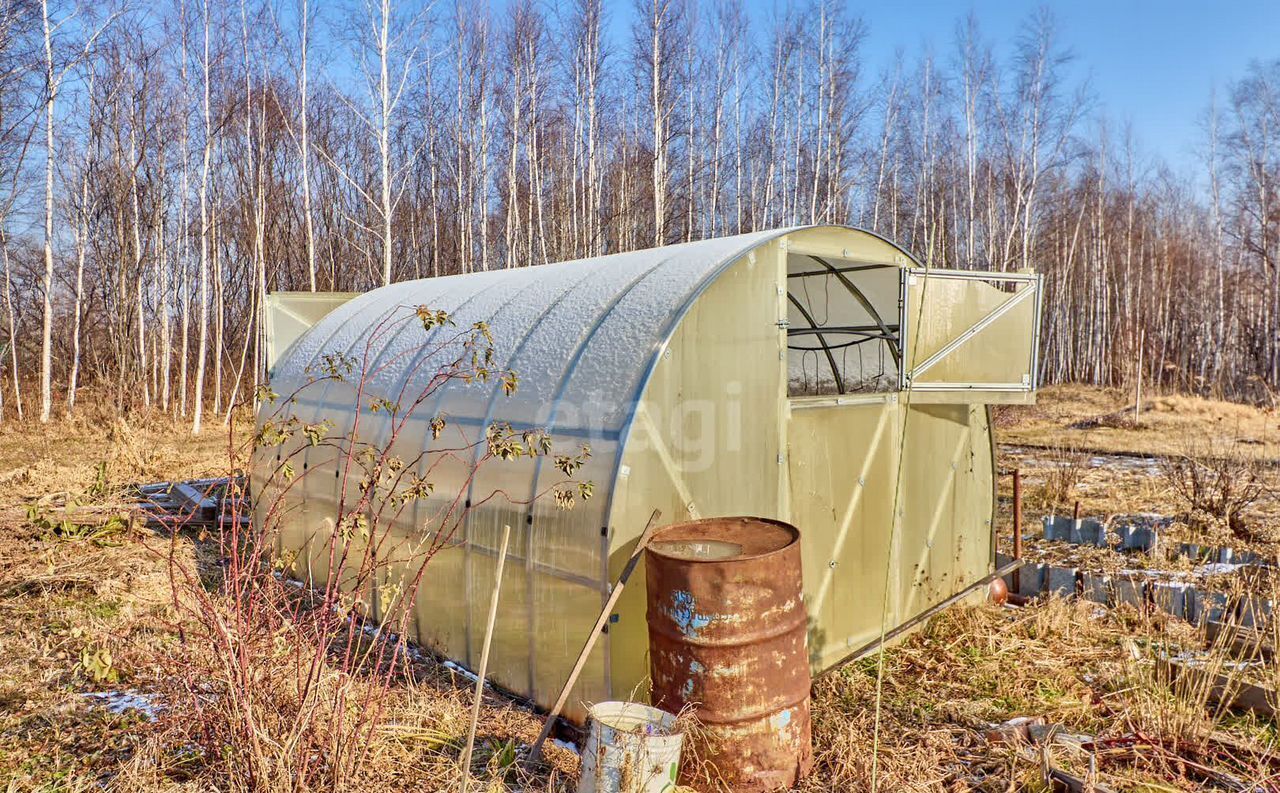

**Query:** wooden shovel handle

left=527, top=509, right=663, bottom=764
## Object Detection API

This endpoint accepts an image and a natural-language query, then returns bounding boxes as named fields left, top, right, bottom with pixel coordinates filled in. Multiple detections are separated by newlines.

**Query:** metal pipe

left=787, top=324, right=900, bottom=335
left=786, top=293, right=844, bottom=395
left=807, top=255, right=901, bottom=365
left=787, top=261, right=895, bottom=279
left=827, top=559, right=1024, bottom=672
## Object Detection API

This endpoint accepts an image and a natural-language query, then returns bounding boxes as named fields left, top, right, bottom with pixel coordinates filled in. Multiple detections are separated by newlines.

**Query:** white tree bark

left=192, top=0, right=213, bottom=434
left=39, top=0, right=56, bottom=423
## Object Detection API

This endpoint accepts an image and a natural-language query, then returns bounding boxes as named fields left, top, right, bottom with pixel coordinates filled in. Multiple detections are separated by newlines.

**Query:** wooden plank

left=1205, top=620, right=1275, bottom=662
left=1160, top=655, right=1277, bottom=718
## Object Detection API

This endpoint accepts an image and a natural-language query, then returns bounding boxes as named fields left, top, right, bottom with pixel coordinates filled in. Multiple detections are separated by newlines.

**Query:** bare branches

left=0, top=1, right=1276, bottom=423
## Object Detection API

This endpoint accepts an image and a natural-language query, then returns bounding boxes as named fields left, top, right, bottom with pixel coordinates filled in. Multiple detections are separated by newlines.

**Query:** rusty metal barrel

left=645, top=517, right=812, bottom=792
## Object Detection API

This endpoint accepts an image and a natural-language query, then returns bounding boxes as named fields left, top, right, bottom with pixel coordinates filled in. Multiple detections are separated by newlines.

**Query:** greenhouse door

left=898, top=269, right=1042, bottom=396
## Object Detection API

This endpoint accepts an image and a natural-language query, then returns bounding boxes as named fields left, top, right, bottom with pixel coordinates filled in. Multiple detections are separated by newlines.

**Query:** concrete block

left=1179, top=542, right=1207, bottom=561
left=1082, top=572, right=1112, bottom=605
left=1114, top=576, right=1146, bottom=609
left=1124, top=513, right=1174, bottom=530
left=1017, top=563, right=1046, bottom=597
left=1121, top=527, right=1160, bottom=553
left=1196, top=591, right=1231, bottom=625
left=1239, top=598, right=1274, bottom=629
left=1185, top=587, right=1202, bottom=624
left=1218, top=547, right=1234, bottom=564
left=1070, top=518, right=1105, bottom=546
left=1114, top=514, right=1170, bottom=553
left=1046, top=566, right=1079, bottom=598
left=1151, top=581, right=1190, bottom=621
left=1042, top=515, right=1072, bottom=542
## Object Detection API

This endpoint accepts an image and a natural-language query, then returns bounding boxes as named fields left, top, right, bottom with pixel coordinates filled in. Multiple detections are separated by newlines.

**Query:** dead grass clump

left=1160, top=436, right=1272, bottom=541
left=1146, top=392, right=1275, bottom=426
left=1069, top=406, right=1145, bottom=431
left=998, top=384, right=1280, bottom=458
left=0, top=503, right=185, bottom=790
left=0, top=403, right=233, bottom=509
left=807, top=599, right=1123, bottom=790
left=808, top=594, right=1280, bottom=790
left=1033, top=445, right=1090, bottom=514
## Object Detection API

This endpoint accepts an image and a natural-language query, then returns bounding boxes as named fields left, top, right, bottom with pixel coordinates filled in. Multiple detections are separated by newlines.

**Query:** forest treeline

left=1, top=0, right=1277, bottom=429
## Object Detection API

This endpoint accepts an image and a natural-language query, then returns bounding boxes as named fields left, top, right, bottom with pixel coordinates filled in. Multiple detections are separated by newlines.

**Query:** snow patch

left=83, top=689, right=162, bottom=720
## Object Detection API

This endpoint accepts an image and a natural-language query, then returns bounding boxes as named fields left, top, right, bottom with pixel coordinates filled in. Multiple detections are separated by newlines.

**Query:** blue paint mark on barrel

left=667, top=590, right=712, bottom=638
left=682, top=660, right=705, bottom=699
left=771, top=708, right=792, bottom=730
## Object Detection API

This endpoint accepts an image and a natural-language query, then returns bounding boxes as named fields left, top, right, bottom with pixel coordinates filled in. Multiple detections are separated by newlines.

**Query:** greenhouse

left=256, top=225, right=1042, bottom=720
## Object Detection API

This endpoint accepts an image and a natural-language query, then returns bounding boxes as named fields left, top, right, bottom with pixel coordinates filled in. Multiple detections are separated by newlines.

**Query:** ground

left=1, top=386, right=1277, bottom=791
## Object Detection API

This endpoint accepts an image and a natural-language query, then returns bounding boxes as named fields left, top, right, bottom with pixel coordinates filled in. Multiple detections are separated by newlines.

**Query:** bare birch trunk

left=192, top=0, right=213, bottom=434
left=300, top=0, right=316, bottom=290
left=39, top=0, right=56, bottom=423
left=1, top=229, right=21, bottom=420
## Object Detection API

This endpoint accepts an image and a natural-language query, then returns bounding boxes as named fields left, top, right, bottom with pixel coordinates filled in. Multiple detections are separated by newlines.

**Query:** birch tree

left=191, top=0, right=214, bottom=433
left=39, top=0, right=116, bottom=422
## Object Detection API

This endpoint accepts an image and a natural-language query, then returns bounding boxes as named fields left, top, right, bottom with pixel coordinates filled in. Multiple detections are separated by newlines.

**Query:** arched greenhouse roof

left=272, top=225, right=918, bottom=445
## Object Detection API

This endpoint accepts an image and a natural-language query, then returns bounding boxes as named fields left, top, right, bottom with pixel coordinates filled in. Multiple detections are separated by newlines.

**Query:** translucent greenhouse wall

left=263, top=291, right=359, bottom=372
left=255, top=225, right=1038, bottom=720
left=901, top=269, right=1041, bottom=393
left=256, top=229, right=802, bottom=721
left=605, top=226, right=1007, bottom=691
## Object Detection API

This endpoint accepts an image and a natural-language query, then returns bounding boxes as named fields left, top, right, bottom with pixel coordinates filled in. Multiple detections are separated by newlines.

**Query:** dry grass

left=5, top=385, right=1280, bottom=791
left=0, top=400, right=232, bottom=508
left=1028, top=445, right=1091, bottom=514
left=998, top=383, right=1280, bottom=459
left=1161, top=435, right=1273, bottom=541
left=0, top=404, right=580, bottom=793
left=995, top=385, right=1280, bottom=560
left=805, top=596, right=1280, bottom=791
left=0, top=403, right=232, bottom=788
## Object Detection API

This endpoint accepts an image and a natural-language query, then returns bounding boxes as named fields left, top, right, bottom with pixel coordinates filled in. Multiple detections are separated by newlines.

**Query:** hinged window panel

left=898, top=269, right=1042, bottom=392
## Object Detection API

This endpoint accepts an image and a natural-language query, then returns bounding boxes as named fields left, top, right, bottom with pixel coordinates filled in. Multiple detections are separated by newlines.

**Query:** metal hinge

left=776, top=319, right=790, bottom=329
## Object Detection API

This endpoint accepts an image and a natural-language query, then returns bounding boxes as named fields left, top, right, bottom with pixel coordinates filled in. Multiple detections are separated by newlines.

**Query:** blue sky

left=839, top=0, right=1279, bottom=176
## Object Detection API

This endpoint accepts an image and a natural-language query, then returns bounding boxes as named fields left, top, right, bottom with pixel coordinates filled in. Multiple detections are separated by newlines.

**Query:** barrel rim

left=646, top=516, right=800, bottom=564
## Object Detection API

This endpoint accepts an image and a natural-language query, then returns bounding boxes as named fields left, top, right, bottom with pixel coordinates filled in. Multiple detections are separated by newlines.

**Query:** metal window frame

left=898, top=268, right=1043, bottom=393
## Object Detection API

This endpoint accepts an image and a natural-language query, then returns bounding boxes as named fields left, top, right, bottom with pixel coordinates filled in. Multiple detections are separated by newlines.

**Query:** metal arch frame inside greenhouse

left=785, top=254, right=904, bottom=395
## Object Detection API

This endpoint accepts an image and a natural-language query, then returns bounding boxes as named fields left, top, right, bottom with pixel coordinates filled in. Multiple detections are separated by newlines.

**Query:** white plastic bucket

left=576, top=701, right=683, bottom=793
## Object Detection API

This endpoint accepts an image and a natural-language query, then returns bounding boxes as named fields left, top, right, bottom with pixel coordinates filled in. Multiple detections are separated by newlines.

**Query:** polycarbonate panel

left=553, top=233, right=782, bottom=434
left=605, top=249, right=787, bottom=699
left=270, top=288, right=398, bottom=418
left=902, top=271, right=1040, bottom=389
left=263, top=292, right=359, bottom=373
left=787, top=401, right=899, bottom=669
left=897, top=403, right=992, bottom=620
left=485, top=247, right=674, bottom=432
left=259, top=227, right=803, bottom=714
